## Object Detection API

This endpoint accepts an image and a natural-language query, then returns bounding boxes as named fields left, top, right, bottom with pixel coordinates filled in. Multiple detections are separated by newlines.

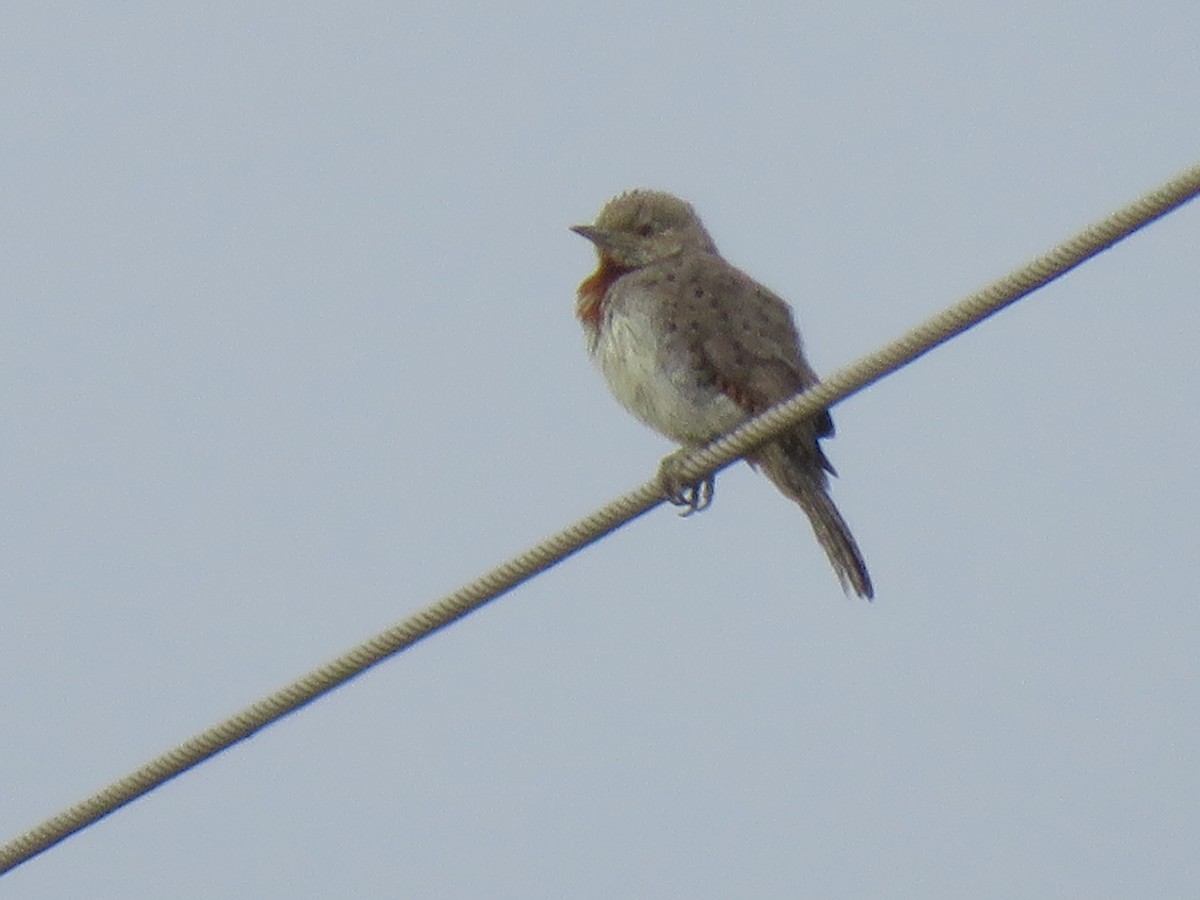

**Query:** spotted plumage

left=572, top=189, right=872, bottom=598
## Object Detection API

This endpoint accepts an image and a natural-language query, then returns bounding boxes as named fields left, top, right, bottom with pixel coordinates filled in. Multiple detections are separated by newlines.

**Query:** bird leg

left=657, top=449, right=715, bottom=517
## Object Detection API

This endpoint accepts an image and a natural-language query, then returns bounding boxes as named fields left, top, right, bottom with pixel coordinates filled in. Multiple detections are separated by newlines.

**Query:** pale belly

left=590, top=306, right=746, bottom=446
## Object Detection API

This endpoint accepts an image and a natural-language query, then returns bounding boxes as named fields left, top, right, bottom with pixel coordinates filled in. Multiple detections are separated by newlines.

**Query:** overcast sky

left=3, top=2, right=1198, bottom=897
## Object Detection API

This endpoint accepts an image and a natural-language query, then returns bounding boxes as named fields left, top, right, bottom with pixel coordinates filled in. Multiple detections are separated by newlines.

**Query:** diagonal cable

left=2, top=161, right=1198, bottom=876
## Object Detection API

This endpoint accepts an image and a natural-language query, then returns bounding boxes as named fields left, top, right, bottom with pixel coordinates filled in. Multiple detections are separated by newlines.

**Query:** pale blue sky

left=3, top=2, right=1198, bottom=897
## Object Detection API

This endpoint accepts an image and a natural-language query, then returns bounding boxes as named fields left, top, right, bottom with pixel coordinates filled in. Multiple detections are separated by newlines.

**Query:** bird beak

left=570, top=224, right=604, bottom=245
left=571, top=224, right=633, bottom=257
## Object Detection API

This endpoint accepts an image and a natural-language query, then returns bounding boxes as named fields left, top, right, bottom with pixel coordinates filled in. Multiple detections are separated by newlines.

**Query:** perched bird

left=571, top=189, right=873, bottom=598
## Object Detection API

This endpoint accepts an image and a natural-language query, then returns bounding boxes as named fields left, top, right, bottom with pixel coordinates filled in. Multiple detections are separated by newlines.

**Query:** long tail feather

left=755, top=442, right=874, bottom=599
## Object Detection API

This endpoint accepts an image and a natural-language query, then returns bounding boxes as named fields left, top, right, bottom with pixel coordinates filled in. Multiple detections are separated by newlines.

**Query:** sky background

left=3, top=2, right=1198, bottom=897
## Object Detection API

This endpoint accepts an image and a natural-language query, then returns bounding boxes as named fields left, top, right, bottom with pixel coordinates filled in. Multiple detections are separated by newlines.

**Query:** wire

left=2, top=161, right=1198, bottom=876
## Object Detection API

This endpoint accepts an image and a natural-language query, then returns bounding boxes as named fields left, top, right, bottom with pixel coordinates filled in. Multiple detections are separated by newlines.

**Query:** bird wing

left=675, top=255, right=830, bottom=427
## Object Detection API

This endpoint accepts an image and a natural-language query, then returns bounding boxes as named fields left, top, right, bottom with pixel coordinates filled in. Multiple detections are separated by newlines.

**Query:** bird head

left=571, top=189, right=717, bottom=268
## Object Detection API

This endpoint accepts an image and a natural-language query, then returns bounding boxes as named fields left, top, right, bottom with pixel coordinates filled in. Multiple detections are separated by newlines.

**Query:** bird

left=571, top=189, right=873, bottom=599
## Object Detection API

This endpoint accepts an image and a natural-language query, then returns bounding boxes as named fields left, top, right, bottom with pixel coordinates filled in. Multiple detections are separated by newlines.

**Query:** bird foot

left=657, top=449, right=715, bottom=517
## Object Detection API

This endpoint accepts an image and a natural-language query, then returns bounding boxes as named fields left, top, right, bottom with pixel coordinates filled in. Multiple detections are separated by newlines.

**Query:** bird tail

left=755, top=441, right=874, bottom=599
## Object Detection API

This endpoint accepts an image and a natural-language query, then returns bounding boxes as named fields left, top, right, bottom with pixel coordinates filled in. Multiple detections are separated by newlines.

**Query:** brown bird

left=572, top=189, right=873, bottom=598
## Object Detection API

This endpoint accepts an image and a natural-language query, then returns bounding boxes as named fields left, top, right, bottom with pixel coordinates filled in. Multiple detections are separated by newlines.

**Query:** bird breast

left=588, top=283, right=746, bottom=445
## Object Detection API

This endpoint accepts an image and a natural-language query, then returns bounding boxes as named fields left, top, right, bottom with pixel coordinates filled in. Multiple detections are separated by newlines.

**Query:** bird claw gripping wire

left=657, top=450, right=715, bottom=517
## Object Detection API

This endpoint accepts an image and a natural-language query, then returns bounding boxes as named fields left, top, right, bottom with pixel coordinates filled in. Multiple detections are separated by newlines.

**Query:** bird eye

left=636, top=223, right=654, bottom=237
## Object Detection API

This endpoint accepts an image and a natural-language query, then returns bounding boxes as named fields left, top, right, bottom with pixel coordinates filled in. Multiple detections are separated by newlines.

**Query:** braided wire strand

left=2, top=162, right=1197, bottom=876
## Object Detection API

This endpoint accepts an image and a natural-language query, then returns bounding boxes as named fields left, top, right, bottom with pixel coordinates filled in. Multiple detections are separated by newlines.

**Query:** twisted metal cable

left=2, top=161, right=1198, bottom=876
